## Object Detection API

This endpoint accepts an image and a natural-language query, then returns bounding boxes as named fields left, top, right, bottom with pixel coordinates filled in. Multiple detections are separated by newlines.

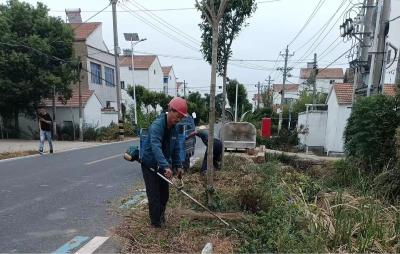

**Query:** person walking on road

left=140, top=97, right=188, bottom=228
left=37, top=104, right=53, bottom=154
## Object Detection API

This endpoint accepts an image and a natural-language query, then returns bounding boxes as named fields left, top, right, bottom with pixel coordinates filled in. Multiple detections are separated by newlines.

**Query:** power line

left=125, top=0, right=201, bottom=46
left=287, top=0, right=326, bottom=46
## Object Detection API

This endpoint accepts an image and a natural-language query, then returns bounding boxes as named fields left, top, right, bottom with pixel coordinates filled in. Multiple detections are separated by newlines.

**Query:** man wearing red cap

left=140, top=97, right=188, bottom=228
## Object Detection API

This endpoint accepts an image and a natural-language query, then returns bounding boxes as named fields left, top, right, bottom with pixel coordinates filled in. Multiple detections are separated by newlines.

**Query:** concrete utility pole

left=277, top=45, right=294, bottom=134
left=266, top=75, right=274, bottom=107
left=359, top=0, right=375, bottom=93
left=312, top=53, right=318, bottom=108
left=234, top=80, right=239, bottom=122
left=396, top=53, right=400, bottom=84
left=111, top=0, right=124, bottom=140
left=183, top=80, right=187, bottom=98
left=367, top=0, right=391, bottom=96
left=52, top=84, right=57, bottom=140
left=78, top=61, right=83, bottom=141
left=257, top=81, right=260, bottom=109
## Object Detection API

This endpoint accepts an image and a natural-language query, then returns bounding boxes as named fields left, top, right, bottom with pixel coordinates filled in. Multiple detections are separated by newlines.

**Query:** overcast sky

left=3, top=0, right=364, bottom=97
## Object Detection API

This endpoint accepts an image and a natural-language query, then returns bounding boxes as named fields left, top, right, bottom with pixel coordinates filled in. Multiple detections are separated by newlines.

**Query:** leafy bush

left=344, top=95, right=399, bottom=172
left=257, top=128, right=298, bottom=151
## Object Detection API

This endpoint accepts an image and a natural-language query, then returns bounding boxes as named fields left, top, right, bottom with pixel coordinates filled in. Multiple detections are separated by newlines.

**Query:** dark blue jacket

left=141, top=113, right=182, bottom=172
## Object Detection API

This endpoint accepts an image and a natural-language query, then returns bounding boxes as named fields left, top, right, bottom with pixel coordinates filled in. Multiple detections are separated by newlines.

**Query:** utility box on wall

left=261, top=118, right=272, bottom=138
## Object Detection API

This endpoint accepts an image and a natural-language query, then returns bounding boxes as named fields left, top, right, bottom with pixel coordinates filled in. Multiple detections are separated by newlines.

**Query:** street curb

left=0, top=138, right=138, bottom=163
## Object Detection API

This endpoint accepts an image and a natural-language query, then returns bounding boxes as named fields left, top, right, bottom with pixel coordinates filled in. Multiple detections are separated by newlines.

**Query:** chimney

left=65, top=8, right=82, bottom=23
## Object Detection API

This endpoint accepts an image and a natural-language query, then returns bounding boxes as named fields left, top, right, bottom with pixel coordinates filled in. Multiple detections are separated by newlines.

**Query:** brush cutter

left=124, top=145, right=238, bottom=233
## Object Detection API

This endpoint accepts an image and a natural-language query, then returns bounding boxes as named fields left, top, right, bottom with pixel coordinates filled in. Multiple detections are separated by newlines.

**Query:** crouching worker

left=187, top=127, right=222, bottom=175
left=140, top=97, right=188, bottom=228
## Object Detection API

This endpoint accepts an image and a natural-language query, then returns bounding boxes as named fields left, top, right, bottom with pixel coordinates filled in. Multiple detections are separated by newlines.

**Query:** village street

left=0, top=139, right=205, bottom=253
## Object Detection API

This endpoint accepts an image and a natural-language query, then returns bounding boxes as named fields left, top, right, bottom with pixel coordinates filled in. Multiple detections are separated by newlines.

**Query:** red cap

left=168, top=97, right=188, bottom=117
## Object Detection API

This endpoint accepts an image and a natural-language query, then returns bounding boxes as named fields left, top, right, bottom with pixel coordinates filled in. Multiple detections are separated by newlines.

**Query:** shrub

left=344, top=95, right=399, bottom=172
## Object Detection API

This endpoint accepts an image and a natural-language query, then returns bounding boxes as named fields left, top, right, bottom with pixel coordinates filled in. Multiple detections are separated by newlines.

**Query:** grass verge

left=113, top=154, right=400, bottom=253
left=0, top=150, right=38, bottom=160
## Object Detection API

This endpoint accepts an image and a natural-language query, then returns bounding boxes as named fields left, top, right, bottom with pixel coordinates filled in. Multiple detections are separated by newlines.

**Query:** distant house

left=119, top=54, right=164, bottom=92
left=162, top=66, right=178, bottom=96
left=299, top=67, right=344, bottom=93
left=19, top=19, right=119, bottom=137
left=272, top=83, right=300, bottom=106
left=176, top=81, right=184, bottom=97
left=325, top=83, right=353, bottom=154
left=298, top=83, right=397, bottom=155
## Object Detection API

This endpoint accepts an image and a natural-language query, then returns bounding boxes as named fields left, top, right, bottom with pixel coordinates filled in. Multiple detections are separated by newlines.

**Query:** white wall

left=86, top=24, right=108, bottom=52
left=84, top=94, right=103, bottom=127
left=86, top=49, right=117, bottom=107
left=164, top=68, right=178, bottom=96
left=384, top=0, right=400, bottom=83
left=100, top=111, right=118, bottom=127
left=325, top=91, right=352, bottom=154
left=148, top=58, right=164, bottom=92
left=298, top=78, right=344, bottom=93
left=120, top=67, right=149, bottom=88
left=298, top=110, right=327, bottom=147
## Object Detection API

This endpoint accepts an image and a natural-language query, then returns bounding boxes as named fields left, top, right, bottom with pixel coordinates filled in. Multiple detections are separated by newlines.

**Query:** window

left=120, top=81, right=125, bottom=90
left=90, top=62, right=102, bottom=84
left=154, top=69, right=156, bottom=75
left=330, top=80, right=335, bottom=84
left=105, top=66, right=115, bottom=86
left=106, top=101, right=111, bottom=108
left=163, top=77, right=168, bottom=84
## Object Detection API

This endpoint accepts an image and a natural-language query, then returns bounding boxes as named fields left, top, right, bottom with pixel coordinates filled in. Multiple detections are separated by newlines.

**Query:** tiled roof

left=332, top=83, right=353, bottom=104
left=383, top=84, right=397, bottom=97
left=69, top=22, right=101, bottom=41
left=43, top=88, right=94, bottom=108
left=300, top=68, right=344, bottom=79
left=119, top=55, right=157, bottom=69
left=273, top=84, right=299, bottom=93
left=162, top=66, right=172, bottom=76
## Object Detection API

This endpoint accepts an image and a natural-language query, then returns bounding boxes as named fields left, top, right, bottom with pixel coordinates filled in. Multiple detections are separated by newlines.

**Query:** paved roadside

left=265, top=148, right=342, bottom=162
left=0, top=138, right=138, bottom=154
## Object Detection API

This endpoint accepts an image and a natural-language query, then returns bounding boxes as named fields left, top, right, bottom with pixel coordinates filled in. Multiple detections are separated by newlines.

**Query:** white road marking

left=74, top=236, right=109, bottom=254
left=85, top=154, right=122, bottom=165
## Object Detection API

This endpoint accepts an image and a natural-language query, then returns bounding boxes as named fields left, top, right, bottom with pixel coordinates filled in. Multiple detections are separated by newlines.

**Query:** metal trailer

left=220, top=122, right=257, bottom=151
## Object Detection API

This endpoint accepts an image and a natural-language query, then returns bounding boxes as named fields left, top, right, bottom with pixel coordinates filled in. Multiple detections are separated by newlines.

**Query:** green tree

left=0, top=0, right=76, bottom=133
left=292, top=88, right=327, bottom=114
left=344, top=95, right=399, bottom=171
left=198, top=0, right=256, bottom=124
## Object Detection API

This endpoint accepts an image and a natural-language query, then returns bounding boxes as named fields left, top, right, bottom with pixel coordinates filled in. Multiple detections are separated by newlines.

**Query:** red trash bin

left=261, top=118, right=271, bottom=138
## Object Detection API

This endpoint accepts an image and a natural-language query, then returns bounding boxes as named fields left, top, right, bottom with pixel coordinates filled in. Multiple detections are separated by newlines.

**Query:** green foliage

left=187, top=91, right=208, bottom=123
left=292, top=88, right=328, bottom=114
left=137, top=110, right=157, bottom=129
left=344, top=95, right=399, bottom=171
left=0, top=0, right=76, bottom=129
left=197, top=0, right=257, bottom=76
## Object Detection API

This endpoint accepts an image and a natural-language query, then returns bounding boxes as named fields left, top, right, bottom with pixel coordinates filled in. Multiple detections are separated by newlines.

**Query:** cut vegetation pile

left=113, top=153, right=400, bottom=253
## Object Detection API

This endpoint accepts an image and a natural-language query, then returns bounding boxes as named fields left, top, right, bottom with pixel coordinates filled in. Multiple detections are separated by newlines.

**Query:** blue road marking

left=52, top=236, right=90, bottom=254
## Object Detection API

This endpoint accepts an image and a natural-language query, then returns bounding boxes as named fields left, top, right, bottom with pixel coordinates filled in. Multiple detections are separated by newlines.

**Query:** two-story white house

left=298, top=67, right=344, bottom=94
left=19, top=20, right=119, bottom=137
left=162, top=66, right=178, bottom=96
left=119, top=54, right=164, bottom=92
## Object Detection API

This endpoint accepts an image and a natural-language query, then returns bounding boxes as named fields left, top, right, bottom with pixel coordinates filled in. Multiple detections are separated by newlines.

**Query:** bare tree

left=195, top=0, right=229, bottom=206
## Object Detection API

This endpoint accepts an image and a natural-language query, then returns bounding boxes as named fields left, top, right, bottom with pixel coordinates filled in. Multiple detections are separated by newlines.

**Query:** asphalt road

left=0, top=137, right=206, bottom=253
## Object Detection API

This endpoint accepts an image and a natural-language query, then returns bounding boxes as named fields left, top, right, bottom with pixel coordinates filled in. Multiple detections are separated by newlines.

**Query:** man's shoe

left=39, top=148, right=44, bottom=154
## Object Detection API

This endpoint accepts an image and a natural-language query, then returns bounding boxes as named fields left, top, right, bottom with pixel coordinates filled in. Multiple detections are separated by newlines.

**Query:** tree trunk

left=206, top=19, right=219, bottom=207
left=220, top=62, right=228, bottom=169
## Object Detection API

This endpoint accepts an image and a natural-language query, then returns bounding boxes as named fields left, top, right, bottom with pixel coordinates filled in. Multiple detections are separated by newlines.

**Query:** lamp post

left=124, top=33, right=146, bottom=125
